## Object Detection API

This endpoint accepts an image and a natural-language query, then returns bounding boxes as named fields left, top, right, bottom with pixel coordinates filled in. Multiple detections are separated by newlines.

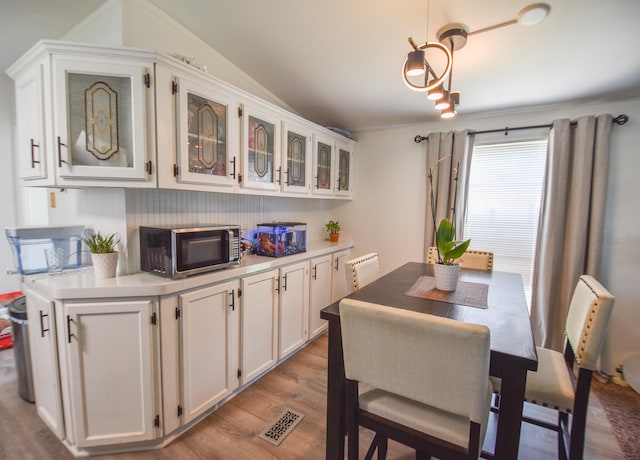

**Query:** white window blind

left=463, top=137, right=548, bottom=305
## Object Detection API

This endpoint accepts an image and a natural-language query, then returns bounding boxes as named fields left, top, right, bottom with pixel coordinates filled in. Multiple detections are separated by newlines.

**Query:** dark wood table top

left=321, top=261, right=538, bottom=373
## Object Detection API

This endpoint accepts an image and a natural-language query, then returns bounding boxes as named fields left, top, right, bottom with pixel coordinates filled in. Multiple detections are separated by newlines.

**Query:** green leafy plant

left=325, top=220, right=341, bottom=234
left=436, top=218, right=470, bottom=265
left=82, top=232, right=120, bottom=254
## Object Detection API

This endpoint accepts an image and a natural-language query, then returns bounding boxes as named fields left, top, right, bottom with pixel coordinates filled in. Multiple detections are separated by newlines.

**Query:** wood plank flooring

left=0, top=333, right=625, bottom=459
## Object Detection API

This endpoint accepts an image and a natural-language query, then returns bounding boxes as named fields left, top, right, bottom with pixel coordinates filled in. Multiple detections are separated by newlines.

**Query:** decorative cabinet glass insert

left=52, top=57, right=154, bottom=185
left=335, top=140, right=355, bottom=197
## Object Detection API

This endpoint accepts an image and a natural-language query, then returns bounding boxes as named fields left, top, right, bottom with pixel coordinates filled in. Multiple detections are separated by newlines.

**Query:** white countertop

left=22, top=240, right=354, bottom=300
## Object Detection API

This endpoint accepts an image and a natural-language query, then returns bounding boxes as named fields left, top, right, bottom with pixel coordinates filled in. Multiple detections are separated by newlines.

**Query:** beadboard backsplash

left=125, top=188, right=339, bottom=273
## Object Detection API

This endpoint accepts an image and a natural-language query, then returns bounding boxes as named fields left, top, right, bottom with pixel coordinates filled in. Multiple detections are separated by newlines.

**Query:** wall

left=340, top=97, right=640, bottom=376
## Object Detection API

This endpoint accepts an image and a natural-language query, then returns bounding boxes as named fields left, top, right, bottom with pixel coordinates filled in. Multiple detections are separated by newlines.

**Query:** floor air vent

left=259, top=409, right=304, bottom=446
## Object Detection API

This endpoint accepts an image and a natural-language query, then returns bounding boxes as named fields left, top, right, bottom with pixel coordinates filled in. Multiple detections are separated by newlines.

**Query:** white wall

left=342, top=97, right=640, bottom=376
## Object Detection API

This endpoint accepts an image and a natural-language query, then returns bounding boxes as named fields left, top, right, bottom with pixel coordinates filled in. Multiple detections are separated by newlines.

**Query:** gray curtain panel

left=424, top=130, right=472, bottom=261
left=530, top=114, right=613, bottom=351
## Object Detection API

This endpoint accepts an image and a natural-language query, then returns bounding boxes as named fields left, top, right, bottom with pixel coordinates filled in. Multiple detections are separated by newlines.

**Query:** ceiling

left=3, top=0, right=640, bottom=132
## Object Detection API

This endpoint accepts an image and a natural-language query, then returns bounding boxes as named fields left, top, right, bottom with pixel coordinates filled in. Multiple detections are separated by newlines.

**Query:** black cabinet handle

left=66, top=315, right=75, bottom=343
left=31, top=139, right=40, bottom=167
left=229, top=289, right=235, bottom=311
left=57, top=136, right=68, bottom=167
left=39, top=310, right=49, bottom=337
left=313, top=265, right=317, bottom=280
left=230, top=157, right=236, bottom=179
left=276, top=167, right=281, bottom=185
left=335, top=257, right=339, bottom=271
left=275, top=277, right=280, bottom=294
left=282, top=274, right=288, bottom=291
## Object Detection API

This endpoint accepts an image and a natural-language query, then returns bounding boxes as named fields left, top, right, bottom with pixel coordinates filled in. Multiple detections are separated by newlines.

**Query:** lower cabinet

left=279, top=261, right=309, bottom=359
left=63, top=298, right=159, bottom=448
left=331, top=249, right=352, bottom=303
left=25, top=290, right=65, bottom=440
left=309, top=254, right=332, bottom=339
left=179, top=281, right=240, bottom=424
left=240, top=270, right=279, bottom=385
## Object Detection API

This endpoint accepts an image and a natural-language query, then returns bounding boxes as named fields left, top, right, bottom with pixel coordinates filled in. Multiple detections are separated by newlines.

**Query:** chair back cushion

left=565, top=275, right=615, bottom=370
left=339, top=298, right=491, bottom=424
left=345, top=253, right=380, bottom=290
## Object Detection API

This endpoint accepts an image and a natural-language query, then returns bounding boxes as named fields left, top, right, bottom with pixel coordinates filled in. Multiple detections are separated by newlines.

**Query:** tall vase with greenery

left=428, top=156, right=470, bottom=290
left=82, top=231, right=120, bottom=279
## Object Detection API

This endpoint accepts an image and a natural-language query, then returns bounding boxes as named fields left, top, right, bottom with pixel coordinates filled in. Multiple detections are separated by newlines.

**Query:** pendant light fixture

left=402, top=3, right=551, bottom=119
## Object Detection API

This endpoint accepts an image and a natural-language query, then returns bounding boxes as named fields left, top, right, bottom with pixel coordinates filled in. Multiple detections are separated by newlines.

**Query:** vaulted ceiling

left=3, top=0, right=640, bottom=132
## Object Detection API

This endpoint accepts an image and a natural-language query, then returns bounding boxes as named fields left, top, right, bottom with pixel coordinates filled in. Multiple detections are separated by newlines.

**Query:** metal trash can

left=8, top=295, right=35, bottom=402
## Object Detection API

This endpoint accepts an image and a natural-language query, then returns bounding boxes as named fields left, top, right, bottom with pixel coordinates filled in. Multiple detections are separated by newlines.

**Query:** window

left=463, top=133, right=548, bottom=306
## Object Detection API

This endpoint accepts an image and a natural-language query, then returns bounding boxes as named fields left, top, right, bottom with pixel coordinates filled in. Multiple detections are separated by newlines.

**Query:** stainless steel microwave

left=139, top=225, right=241, bottom=278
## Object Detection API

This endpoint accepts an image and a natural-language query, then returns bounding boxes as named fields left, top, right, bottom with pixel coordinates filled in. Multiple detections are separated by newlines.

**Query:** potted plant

left=428, top=155, right=470, bottom=291
left=433, top=217, right=470, bottom=290
left=82, top=231, right=120, bottom=279
left=325, top=220, right=341, bottom=242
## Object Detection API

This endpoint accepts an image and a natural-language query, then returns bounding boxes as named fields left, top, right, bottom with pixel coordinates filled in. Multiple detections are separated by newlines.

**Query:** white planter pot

left=433, top=263, right=461, bottom=291
left=91, top=252, right=119, bottom=279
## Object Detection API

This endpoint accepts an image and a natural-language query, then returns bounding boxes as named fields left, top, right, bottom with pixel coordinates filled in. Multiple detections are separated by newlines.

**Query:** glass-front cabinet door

left=281, top=119, right=312, bottom=194
left=312, top=133, right=335, bottom=196
left=240, top=102, right=281, bottom=191
left=175, top=75, right=238, bottom=187
left=52, top=56, right=154, bottom=186
left=335, top=139, right=355, bottom=197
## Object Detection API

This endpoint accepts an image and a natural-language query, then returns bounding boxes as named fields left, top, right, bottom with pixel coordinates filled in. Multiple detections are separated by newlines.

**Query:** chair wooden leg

left=364, top=434, right=387, bottom=460
left=415, top=451, right=431, bottom=460
left=346, top=380, right=359, bottom=460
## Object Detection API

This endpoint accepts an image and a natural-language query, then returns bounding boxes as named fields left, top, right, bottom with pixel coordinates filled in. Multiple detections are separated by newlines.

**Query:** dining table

left=320, top=261, right=538, bottom=460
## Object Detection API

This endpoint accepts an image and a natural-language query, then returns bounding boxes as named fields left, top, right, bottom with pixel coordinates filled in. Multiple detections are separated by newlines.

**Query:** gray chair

left=492, top=275, right=614, bottom=460
left=345, top=253, right=381, bottom=291
left=427, top=246, right=494, bottom=271
left=340, top=298, right=492, bottom=460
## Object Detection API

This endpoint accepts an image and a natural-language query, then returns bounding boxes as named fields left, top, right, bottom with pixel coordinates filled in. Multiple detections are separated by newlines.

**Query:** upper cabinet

left=7, top=41, right=157, bottom=188
left=9, top=41, right=354, bottom=198
left=156, top=63, right=240, bottom=191
left=239, top=101, right=281, bottom=191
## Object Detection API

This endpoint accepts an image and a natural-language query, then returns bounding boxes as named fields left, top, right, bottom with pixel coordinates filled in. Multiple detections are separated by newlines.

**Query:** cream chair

left=340, top=298, right=492, bottom=460
left=427, top=246, right=494, bottom=271
left=344, top=253, right=380, bottom=291
left=492, top=275, right=614, bottom=460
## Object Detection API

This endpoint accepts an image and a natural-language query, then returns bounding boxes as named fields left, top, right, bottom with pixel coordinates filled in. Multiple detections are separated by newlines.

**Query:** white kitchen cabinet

left=279, top=261, right=309, bottom=359
left=7, top=41, right=157, bottom=188
left=240, top=269, right=279, bottom=384
left=281, top=118, right=313, bottom=194
left=335, top=138, right=355, bottom=197
left=239, top=100, right=281, bottom=191
left=156, top=60, right=241, bottom=192
left=25, top=290, right=65, bottom=440
left=13, top=58, right=49, bottom=182
left=311, top=133, right=335, bottom=196
left=309, top=254, right=332, bottom=338
left=64, top=298, right=159, bottom=448
left=331, top=248, right=352, bottom=303
left=179, top=281, right=240, bottom=424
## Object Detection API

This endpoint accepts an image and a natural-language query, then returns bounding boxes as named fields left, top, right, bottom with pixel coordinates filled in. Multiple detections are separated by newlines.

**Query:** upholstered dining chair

left=339, top=298, right=492, bottom=460
left=427, top=246, right=494, bottom=271
left=345, top=253, right=381, bottom=291
left=492, top=275, right=615, bottom=460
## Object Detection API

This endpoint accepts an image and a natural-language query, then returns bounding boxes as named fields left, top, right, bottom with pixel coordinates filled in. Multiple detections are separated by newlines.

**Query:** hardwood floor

left=0, top=333, right=625, bottom=459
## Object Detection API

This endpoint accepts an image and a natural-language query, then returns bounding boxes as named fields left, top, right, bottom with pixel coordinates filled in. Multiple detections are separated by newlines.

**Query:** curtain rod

left=413, top=114, right=629, bottom=143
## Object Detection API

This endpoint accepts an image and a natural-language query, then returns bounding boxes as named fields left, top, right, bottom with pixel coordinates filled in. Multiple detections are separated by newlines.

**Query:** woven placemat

left=404, top=275, right=489, bottom=309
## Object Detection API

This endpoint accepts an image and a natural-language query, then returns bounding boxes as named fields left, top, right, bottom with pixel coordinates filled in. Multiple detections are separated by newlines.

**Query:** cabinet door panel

left=66, top=299, right=156, bottom=447
left=331, top=249, right=352, bottom=303
left=52, top=57, right=153, bottom=184
left=240, top=102, right=281, bottom=191
left=26, top=290, right=64, bottom=439
left=312, top=133, right=335, bottom=196
left=279, top=261, right=309, bottom=358
left=180, top=281, right=239, bottom=423
left=175, top=75, right=238, bottom=187
left=241, top=270, right=278, bottom=384
left=281, top=119, right=312, bottom=194
left=309, top=255, right=332, bottom=338
left=335, top=140, right=355, bottom=197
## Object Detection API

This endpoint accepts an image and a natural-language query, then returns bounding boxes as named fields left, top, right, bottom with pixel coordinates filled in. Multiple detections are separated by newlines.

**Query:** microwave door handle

left=226, top=230, right=233, bottom=261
